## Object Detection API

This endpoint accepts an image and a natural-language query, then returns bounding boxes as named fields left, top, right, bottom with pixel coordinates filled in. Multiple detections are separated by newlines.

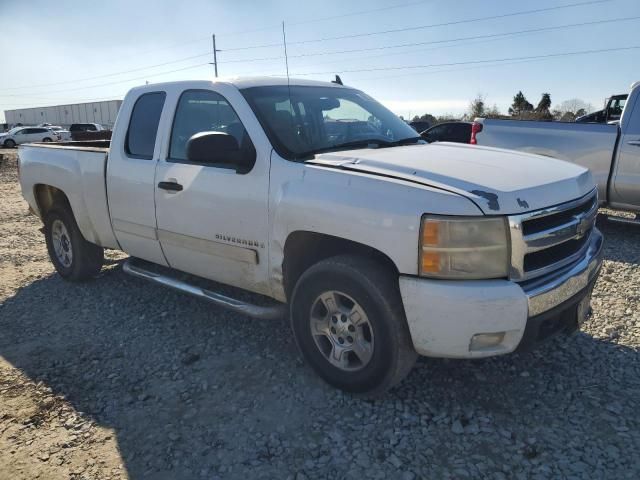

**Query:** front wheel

left=4, top=139, right=16, bottom=148
left=44, top=208, right=104, bottom=281
left=290, top=255, right=417, bottom=396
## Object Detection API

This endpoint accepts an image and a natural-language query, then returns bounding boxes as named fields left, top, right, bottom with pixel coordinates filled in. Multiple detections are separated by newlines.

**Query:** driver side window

left=169, top=89, right=250, bottom=162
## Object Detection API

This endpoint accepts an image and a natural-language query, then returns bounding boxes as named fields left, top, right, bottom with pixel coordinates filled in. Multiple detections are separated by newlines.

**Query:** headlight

left=419, top=215, right=509, bottom=279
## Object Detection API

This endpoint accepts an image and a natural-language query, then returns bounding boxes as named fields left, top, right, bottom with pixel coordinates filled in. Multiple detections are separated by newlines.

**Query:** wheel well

left=282, top=231, right=399, bottom=301
left=34, top=184, right=71, bottom=219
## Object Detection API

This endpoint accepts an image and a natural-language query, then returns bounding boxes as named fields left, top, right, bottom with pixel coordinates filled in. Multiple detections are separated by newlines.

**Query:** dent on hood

left=470, top=190, right=500, bottom=211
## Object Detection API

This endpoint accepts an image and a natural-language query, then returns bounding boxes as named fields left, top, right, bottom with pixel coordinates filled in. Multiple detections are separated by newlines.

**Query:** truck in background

left=474, top=81, right=640, bottom=221
left=576, top=93, right=628, bottom=124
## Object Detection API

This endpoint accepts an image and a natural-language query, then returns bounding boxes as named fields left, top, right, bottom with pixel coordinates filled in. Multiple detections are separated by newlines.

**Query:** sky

left=1, top=0, right=639, bottom=123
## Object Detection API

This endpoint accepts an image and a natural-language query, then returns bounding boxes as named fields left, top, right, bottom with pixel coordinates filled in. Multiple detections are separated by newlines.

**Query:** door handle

left=158, top=181, right=183, bottom=192
left=627, top=140, right=640, bottom=146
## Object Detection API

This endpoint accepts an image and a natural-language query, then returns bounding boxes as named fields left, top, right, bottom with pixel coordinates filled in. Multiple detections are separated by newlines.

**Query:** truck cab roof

left=127, top=77, right=351, bottom=95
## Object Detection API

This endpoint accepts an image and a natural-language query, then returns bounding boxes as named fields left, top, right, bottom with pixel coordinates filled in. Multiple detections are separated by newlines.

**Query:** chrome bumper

left=523, top=228, right=603, bottom=317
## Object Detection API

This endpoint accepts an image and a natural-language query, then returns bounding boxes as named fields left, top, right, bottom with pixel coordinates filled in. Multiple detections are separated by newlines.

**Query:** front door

left=154, top=87, right=271, bottom=296
left=13, top=128, right=29, bottom=144
left=612, top=94, right=640, bottom=208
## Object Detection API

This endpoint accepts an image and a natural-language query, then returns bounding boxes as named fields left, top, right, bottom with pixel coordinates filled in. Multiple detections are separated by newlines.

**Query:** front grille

left=523, top=235, right=589, bottom=272
left=522, top=194, right=597, bottom=236
left=509, top=189, right=598, bottom=281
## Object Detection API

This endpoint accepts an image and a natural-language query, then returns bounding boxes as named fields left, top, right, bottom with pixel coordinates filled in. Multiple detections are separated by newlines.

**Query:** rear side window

left=126, top=92, right=166, bottom=159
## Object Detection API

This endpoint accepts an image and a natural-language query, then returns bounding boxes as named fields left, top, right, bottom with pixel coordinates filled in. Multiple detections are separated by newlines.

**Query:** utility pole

left=211, top=34, right=219, bottom=77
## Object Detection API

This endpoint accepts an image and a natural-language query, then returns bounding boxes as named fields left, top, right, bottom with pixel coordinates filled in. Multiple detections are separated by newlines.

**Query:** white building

left=4, top=100, right=122, bottom=128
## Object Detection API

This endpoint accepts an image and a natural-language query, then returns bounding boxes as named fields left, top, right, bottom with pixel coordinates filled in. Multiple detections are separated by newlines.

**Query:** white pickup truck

left=19, top=78, right=603, bottom=395
left=475, top=81, right=640, bottom=219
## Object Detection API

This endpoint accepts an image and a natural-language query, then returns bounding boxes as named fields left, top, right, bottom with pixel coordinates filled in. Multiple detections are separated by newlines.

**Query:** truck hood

left=308, top=142, right=594, bottom=215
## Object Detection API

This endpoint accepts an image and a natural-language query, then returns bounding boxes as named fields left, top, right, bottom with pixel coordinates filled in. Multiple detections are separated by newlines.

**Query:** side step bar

left=607, top=214, right=640, bottom=226
left=123, top=258, right=286, bottom=320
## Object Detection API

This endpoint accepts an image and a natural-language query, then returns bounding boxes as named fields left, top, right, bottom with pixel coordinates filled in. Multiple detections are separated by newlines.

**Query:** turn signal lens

left=422, top=221, right=439, bottom=246
left=419, top=216, right=509, bottom=279
left=421, top=252, right=440, bottom=273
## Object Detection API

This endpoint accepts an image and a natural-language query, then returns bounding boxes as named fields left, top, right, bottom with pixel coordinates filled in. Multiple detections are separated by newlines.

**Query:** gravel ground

left=1, top=147, right=639, bottom=479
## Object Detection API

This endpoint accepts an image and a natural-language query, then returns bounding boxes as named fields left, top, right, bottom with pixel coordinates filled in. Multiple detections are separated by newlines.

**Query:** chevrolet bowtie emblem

left=575, top=215, right=590, bottom=237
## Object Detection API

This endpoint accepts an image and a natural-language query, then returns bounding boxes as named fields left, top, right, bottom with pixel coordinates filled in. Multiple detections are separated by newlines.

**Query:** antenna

left=282, top=21, right=291, bottom=85
left=282, top=21, right=296, bottom=154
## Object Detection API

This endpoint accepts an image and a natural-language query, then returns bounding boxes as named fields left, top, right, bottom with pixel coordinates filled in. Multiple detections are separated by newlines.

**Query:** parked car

left=409, top=120, right=431, bottom=133
left=474, top=81, right=640, bottom=218
left=48, top=126, right=72, bottom=141
left=18, top=78, right=602, bottom=395
left=421, top=121, right=473, bottom=143
left=69, top=123, right=105, bottom=132
left=576, top=93, right=627, bottom=124
left=1, top=126, right=59, bottom=147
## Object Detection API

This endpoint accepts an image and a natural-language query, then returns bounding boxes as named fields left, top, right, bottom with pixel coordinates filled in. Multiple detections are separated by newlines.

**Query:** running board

left=122, top=258, right=286, bottom=320
left=607, top=215, right=640, bottom=226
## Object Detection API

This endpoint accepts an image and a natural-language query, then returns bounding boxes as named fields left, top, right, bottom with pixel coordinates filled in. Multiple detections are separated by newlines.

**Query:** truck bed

left=18, top=141, right=119, bottom=249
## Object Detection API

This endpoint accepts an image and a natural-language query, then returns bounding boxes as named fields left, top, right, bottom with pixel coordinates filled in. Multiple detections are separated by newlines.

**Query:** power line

left=281, top=15, right=640, bottom=62
left=221, top=0, right=610, bottom=51
left=286, top=0, right=436, bottom=26
left=17, top=63, right=211, bottom=97
left=288, top=45, right=640, bottom=76
left=0, top=1, right=437, bottom=91
left=0, top=0, right=614, bottom=94
left=214, top=14, right=638, bottom=75
left=5, top=13, right=632, bottom=93
left=1, top=53, right=213, bottom=92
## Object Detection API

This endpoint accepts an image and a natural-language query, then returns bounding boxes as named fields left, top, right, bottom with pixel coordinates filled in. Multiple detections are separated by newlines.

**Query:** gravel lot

left=1, top=147, right=639, bottom=479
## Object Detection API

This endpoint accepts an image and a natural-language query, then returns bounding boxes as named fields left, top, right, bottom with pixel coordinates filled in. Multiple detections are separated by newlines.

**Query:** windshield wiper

left=297, top=136, right=424, bottom=159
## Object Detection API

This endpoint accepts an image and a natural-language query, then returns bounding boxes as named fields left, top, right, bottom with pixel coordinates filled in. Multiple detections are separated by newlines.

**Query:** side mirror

left=186, top=131, right=255, bottom=173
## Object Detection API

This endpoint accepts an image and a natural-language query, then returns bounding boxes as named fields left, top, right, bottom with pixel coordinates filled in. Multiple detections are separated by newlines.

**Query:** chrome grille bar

left=508, top=189, right=598, bottom=282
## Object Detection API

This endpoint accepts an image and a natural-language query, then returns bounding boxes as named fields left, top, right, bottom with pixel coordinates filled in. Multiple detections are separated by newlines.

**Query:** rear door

left=153, top=85, right=271, bottom=295
left=106, top=90, right=169, bottom=265
left=612, top=92, right=640, bottom=207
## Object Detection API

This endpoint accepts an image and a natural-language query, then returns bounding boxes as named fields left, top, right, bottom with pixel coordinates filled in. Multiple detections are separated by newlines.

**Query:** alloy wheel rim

left=51, top=219, right=73, bottom=267
left=309, top=290, right=374, bottom=371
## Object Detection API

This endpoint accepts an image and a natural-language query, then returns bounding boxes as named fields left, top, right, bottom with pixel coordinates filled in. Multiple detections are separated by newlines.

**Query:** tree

left=508, top=91, right=534, bottom=117
left=468, top=94, right=486, bottom=119
left=556, top=98, right=594, bottom=116
left=485, top=104, right=502, bottom=118
left=412, top=113, right=438, bottom=125
left=535, top=93, right=553, bottom=120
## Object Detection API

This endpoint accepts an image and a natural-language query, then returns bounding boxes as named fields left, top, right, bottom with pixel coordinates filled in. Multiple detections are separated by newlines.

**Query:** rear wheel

left=290, top=255, right=417, bottom=396
left=4, top=139, right=16, bottom=148
left=42, top=137, right=53, bottom=142
left=44, top=208, right=104, bottom=281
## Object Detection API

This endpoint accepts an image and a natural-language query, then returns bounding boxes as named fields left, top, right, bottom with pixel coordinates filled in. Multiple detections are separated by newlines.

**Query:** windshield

left=241, top=85, right=420, bottom=160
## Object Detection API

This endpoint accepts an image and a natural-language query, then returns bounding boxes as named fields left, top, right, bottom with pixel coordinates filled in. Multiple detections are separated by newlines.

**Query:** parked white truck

left=18, top=78, right=603, bottom=395
left=474, top=81, right=640, bottom=219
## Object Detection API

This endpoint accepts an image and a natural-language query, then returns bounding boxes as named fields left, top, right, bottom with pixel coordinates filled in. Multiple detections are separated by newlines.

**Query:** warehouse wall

left=4, top=100, right=122, bottom=128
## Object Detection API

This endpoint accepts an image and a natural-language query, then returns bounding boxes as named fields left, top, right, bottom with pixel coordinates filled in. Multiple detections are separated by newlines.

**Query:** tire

left=4, top=139, right=16, bottom=148
left=290, top=255, right=417, bottom=396
left=42, top=137, right=52, bottom=142
left=44, top=208, right=104, bottom=281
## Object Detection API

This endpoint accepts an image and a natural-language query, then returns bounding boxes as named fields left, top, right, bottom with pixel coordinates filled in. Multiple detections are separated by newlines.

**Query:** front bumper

left=399, top=228, right=603, bottom=358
